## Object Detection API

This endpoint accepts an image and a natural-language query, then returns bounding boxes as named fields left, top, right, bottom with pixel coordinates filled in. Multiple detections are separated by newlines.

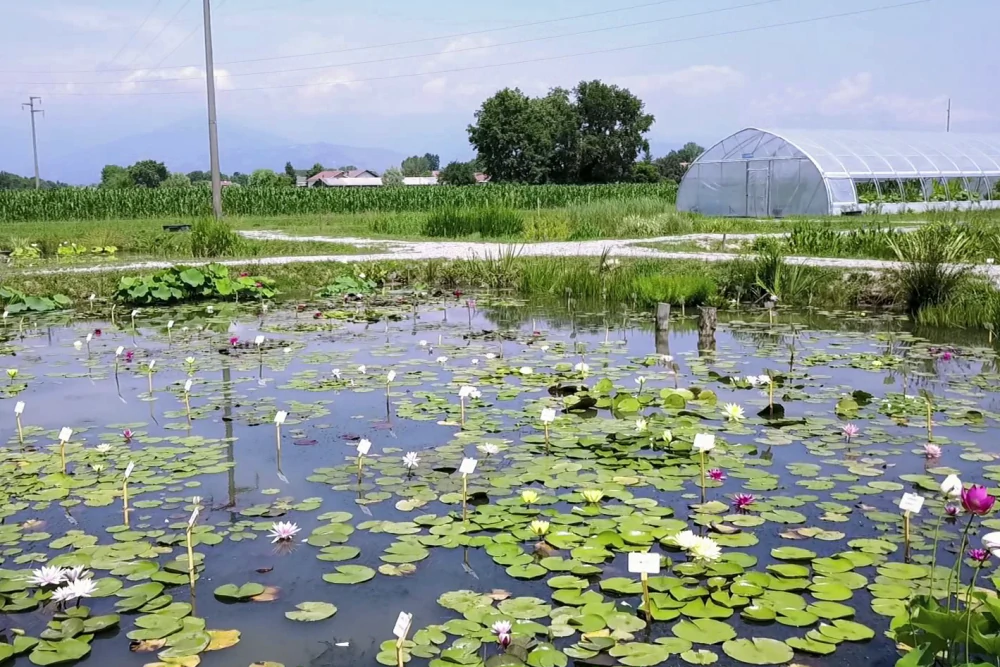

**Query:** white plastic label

left=459, top=458, right=477, bottom=475
left=899, top=493, right=925, bottom=514
left=58, top=427, right=72, bottom=442
left=14, top=401, right=24, bottom=416
left=357, top=439, right=372, bottom=456
left=274, top=411, right=287, bottom=425
left=124, top=461, right=135, bottom=479
left=255, top=335, right=265, bottom=346
left=184, top=379, right=193, bottom=393
left=628, top=552, right=661, bottom=575
left=393, top=611, right=412, bottom=638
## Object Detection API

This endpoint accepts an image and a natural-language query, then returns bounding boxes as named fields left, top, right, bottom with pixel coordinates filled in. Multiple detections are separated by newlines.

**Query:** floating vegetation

left=0, top=297, right=999, bottom=667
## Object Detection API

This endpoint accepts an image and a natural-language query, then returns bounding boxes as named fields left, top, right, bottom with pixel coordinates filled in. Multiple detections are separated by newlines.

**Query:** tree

left=306, top=163, right=326, bottom=178
left=230, top=172, right=250, bottom=186
left=0, top=171, right=67, bottom=190
left=575, top=80, right=654, bottom=183
left=284, top=161, right=296, bottom=179
left=381, top=167, right=405, bottom=187
left=401, top=155, right=432, bottom=177
left=247, top=169, right=283, bottom=187
left=100, top=165, right=133, bottom=188
left=127, top=160, right=168, bottom=188
left=438, top=161, right=478, bottom=186
left=631, top=162, right=661, bottom=183
left=423, top=153, right=440, bottom=172
left=186, top=170, right=210, bottom=183
left=337, top=165, right=357, bottom=172
left=467, top=81, right=651, bottom=184
left=654, top=142, right=705, bottom=183
left=161, top=172, right=192, bottom=188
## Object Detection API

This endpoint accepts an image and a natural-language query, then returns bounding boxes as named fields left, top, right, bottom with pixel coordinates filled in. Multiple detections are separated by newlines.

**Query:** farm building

left=676, top=128, right=1000, bottom=217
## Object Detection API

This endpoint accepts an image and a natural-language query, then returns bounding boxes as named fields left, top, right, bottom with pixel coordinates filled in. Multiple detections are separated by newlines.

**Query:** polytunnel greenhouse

left=676, top=128, right=1000, bottom=217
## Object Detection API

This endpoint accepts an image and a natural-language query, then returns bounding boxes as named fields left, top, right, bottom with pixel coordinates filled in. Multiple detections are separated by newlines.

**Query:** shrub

left=190, top=217, right=243, bottom=257
left=116, top=264, right=275, bottom=304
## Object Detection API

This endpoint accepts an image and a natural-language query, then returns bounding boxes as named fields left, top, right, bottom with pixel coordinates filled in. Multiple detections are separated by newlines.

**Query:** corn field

left=0, top=183, right=678, bottom=222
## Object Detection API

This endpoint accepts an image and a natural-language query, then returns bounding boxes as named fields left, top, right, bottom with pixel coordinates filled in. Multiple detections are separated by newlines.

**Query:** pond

left=1, top=298, right=999, bottom=667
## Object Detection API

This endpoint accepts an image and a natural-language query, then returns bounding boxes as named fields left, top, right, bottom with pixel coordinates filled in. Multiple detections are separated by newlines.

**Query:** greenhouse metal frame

left=676, top=128, right=1000, bottom=217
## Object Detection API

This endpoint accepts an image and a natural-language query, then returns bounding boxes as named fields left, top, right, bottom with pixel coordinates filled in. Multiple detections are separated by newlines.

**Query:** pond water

left=2, top=299, right=999, bottom=667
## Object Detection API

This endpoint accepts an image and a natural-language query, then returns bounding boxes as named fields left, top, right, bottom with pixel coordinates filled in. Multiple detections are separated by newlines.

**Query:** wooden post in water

left=698, top=307, right=718, bottom=355
left=655, top=303, right=671, bottom=330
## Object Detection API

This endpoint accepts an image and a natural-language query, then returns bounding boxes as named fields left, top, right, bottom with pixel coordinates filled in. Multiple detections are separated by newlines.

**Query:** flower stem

left=948, top=514, right=976, bottom=613
left=965, top=566, right=984, bottom=663
left=927, top=505, right=947, bottom=597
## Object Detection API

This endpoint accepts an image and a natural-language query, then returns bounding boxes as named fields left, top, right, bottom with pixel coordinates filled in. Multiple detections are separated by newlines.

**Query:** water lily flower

left=123, top=429, right=134, bottom=442
left=332, top=368, right=342, bottom=379
left=660, top=355, right=673, bottom=364
left=28, top=566, right=66, bottom=587
left=946, top=504, right=959, bottom=517
left=744, top=375, right=760, bottom=387
left=62, top=566, right=89, bottom=583
left=529, top=520, right=550, bottom=537
left=924, top=443, right=942, bottom=459
left=519, top=367, right=533, bottom=375
left=486, top=353, right=496, bottom=360
left=6, top=369, right=17, bottom=380
left=402, top=452, right=420, bottom=469
left=942, top=351, right=953, bottom=361
left=670, top=530, right=700, bottom=550
left=185, top=356, right=195, bottom=365
left=968, top=548, right=990, bottom=564
left=254, top=335, right=265, bottom=346
left=842, top=423, right=860, bottom=441
left=941, top=474, right=963, bottom=498
left=988, top=258, right=996, bottom=265
left=635, top=376, right=646, bottom=387
left=459, top=385, right=478, bottom=399
left=124, top=350, right=134, bottom=362
left=357, top=365, right=367, bottom=374
left=540, top=345, right=549, bottom=352
left=540, top=408, right=556, bottom=424
left=582, top=489, right=604, bottom=504
left=635, top=418, right=647, bottom=432
left=91, top=464, right=105, bottom=474
left=73, top=341, right=83, bottom=351
left=709, top=469, right=726, bottom=481
left=478, top=444, right=499, bottom=457
left=498, top=633, right=512, bottom=650
left=575, top=362, right=589, bottom=376
left=268, top=521, right=301, bottom=543
left=229, top=337, right=239, bottom=346
left=693, top=433, right=716, bottom=453
left=436, top=357, right=448, bottom=365
left=733, top=493, right=755, bottom=511
left=662, top=430, right=673, bottom=443
left=723, top=403, right=745, bottom=422
left=688, top=535, right=722, bottom=563
left=96, top=444, right=112, bottom=453
left=520, top=490, right=540, bottom=505
left=471, top=359, right=480, bottom=365
left=961, top=485, right=996, bottom=516
left=491, top=620, right=512, bottom=636
left=419, top=340, right=428, bottom=347
left=983, top=532, right=1000, bottom=556
left=53, top=577, right=96, bottom=603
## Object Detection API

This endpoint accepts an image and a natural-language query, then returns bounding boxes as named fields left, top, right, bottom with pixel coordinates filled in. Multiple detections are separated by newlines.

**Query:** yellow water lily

left=582, top=489, right=604, bottom=504
left=521, top=490, right=540, bottom=505
left=529, top=520, right=550, bottom=537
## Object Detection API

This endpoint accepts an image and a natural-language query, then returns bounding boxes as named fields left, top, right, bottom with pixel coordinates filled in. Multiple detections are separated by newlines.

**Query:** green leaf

left=322, top=565, right=376, bottom=585
left=721, top=638, right=794, bottom=665
left=285, top=601, right=338, bottom=622
left=672, top=619, right=736, bottom=645
left=213, top=583, right=265, bottom=600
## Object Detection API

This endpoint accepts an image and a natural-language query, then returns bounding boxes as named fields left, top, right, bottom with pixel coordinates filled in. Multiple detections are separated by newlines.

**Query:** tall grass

left=190, top=217, right=244, bottom=257
left=887, top=228, right=971, bottom=314
left=423, top=208, right=524, bottom=238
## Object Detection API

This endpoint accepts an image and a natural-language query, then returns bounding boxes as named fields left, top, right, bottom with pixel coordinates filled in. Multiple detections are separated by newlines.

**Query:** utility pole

left=21, top=97, right=43, bottom=189
left=946, top=98, right=951, bottom=133
left=202, top=0, right=223, bottom=219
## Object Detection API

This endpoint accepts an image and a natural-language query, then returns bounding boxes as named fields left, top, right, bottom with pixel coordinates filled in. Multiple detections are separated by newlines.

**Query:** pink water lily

left=122, top=429, right=133, bottom=442
left=733, top=493, right=755, bottom=511
left=230, top=337, right=239, bottom=346
left=709, top=469, right=726, bottom=482
left=961, top=485, right=996, bottom=516
left=969, top=548, right=990, bottom=563
left=945, top=504, right=959, bottom=517
left=124, top=350, right=134, bottom=363
left=842, top=423, right=860, bottom=441
left=924, top=443, right=942, bottom=459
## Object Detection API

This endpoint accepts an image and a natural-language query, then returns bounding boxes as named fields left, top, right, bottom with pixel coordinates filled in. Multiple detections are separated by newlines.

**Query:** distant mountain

left=41, top=118, right=408, bottom=185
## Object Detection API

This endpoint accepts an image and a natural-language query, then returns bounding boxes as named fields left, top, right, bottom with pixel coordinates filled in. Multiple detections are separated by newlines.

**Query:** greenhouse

left=676, top=128, right=1000, bottom=217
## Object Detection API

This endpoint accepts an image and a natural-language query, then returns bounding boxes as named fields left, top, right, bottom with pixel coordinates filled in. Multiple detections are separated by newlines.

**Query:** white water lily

left=62, top=566, right=89, bottom=583
left=268, top=521, right=301, bottom=543
left=403, top=452, right=420, bottom=469
left=491, top=620, right=512, bottom=636
left=744, top=375, right=760, bottom=387
left=91, top=464, right=105, bottom=473
left=688, top=536, right=722, bottom=563
left=520, top=490, right=540, bottom=504
left=206, top=306, right=214, bottom=313
left=486, top=353, right=497, bottom=360
left=519, top=367, right=533, bottom=375
left=693, top=433, right=716, bottom=453
left=357, top=365, right=367, bottom=374
left=254, top=335, right=265, bottom=346
left=574, top=362, right=590, bottom=375
left=635, top=376, right=646, bottom=387
left=332, top=368, right=342, bottom=379
left=55, top=577, right=96, bottom=602
left=478, top=444, right=500, bottom=456
left=419, top=340, right=428, bottom=347
left=941, top=474, right=963, bottom=498
left=635, top=419, right=647, bottom=432
left=983, top=532, right=1000, bottom=557
left=662, top=429, right=673, bottom=443
left=540, top=345, right=549, bottom=352
left=660, top=355, right=673, bottom=364
left=471, top=359, right=480, bottom=365
left=95, top=444, right=112, bottom=453
left=757, top=375, right=771, bottom=385
left=670, top=530, right=700, bottom=550
left=723, top=403, right=745, bottom=422
left=28, top=566, right=66, bottom=587
left=73, top=341, right=83, bottom=351
left=540, top=408, right=556, bottom=424
left=459, top=385, right=479, bottom=399
left=436, top=356, right=448, bottom=365
left=185, top=356, right=195, bottom=365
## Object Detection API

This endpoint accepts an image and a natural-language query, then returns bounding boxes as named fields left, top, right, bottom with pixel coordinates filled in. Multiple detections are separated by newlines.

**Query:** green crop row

left=0, top=183, right=678, bottom=222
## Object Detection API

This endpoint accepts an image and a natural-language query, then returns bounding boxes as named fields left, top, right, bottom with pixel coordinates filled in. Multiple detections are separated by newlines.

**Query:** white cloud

left=618, top=66, right=746, bottom=98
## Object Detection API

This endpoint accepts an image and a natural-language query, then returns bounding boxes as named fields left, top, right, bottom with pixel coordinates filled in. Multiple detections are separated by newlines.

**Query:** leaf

left=179, top=269, right=205, bottom=287
left=285, top=602, right=338, bottom=622
left=672, top=619, right=736, bottom=645
left=205, top=630, right=240, bottom=651
left=213, top=583, right=265, bottom=601
left=721, top=638, right=793, bottom=665
left=322, top=565, right=376, bottom=585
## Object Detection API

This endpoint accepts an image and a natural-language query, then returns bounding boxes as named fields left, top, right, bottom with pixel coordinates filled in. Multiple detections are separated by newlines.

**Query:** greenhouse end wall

left=677, top=158, right=829, bottom=217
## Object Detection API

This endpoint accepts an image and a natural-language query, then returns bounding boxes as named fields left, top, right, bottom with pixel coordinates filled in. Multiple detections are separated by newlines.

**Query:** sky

left=0, top=0, right=996, bottom=178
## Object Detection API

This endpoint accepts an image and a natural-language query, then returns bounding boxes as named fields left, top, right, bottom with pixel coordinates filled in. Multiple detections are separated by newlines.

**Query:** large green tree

left=381, top=167, right=405, bottom=187
left=467, top=81, right=652, bottom=184
left=100, top=165, right=133, bottom=188
left=161, top=172, right=192, bottom=188
left=438, top=161, right=477, bottom=186
left=127, top=160, right=168, bottom=188
left=248, top=169, right=284, bottom=187
left=401, top=155, right=432, bottom=177
left=654, top=142, right=705, bottom=183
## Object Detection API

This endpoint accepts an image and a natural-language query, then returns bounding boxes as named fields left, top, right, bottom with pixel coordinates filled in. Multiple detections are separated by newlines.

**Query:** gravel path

left=8, top=227, right=996, bottom=284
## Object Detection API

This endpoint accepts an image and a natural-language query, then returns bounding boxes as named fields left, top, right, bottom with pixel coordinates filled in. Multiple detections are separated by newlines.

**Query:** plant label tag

left=255, top=335, right=265, bottom=346
left=274, top=411, right=287, bottom=425
left=184, top=379, right=193, bottom=393
left=124, top=461, right=135, bottom=480
left=58, top=427, right=72, bottom=442
left=459, top=458, right=477, bottom=475
left=628, top=552, right=661, bottom=575
left=393, top=612, right=412, bottom=638
left=357, top=440, right=372, bottom=456
left=14, top=401, right=24, bottom=416
left=899, top=493, right=924, bottom=514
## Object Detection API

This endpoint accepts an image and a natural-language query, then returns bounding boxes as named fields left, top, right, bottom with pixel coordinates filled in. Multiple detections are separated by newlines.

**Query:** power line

left=7, top=0, right=784, bottom=87
left=16, top=0, right=932, bottom=98
left=107, top=0, right=167, bottom=65
left=120, top=0, right=194, bottom=69
left=149, top=0, right=228, bottom=71
left=0, top=0, right=697, bottom=75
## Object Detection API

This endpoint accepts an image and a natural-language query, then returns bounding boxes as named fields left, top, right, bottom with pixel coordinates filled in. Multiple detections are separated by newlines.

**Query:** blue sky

left=0, top=0, right=996, bottom=176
